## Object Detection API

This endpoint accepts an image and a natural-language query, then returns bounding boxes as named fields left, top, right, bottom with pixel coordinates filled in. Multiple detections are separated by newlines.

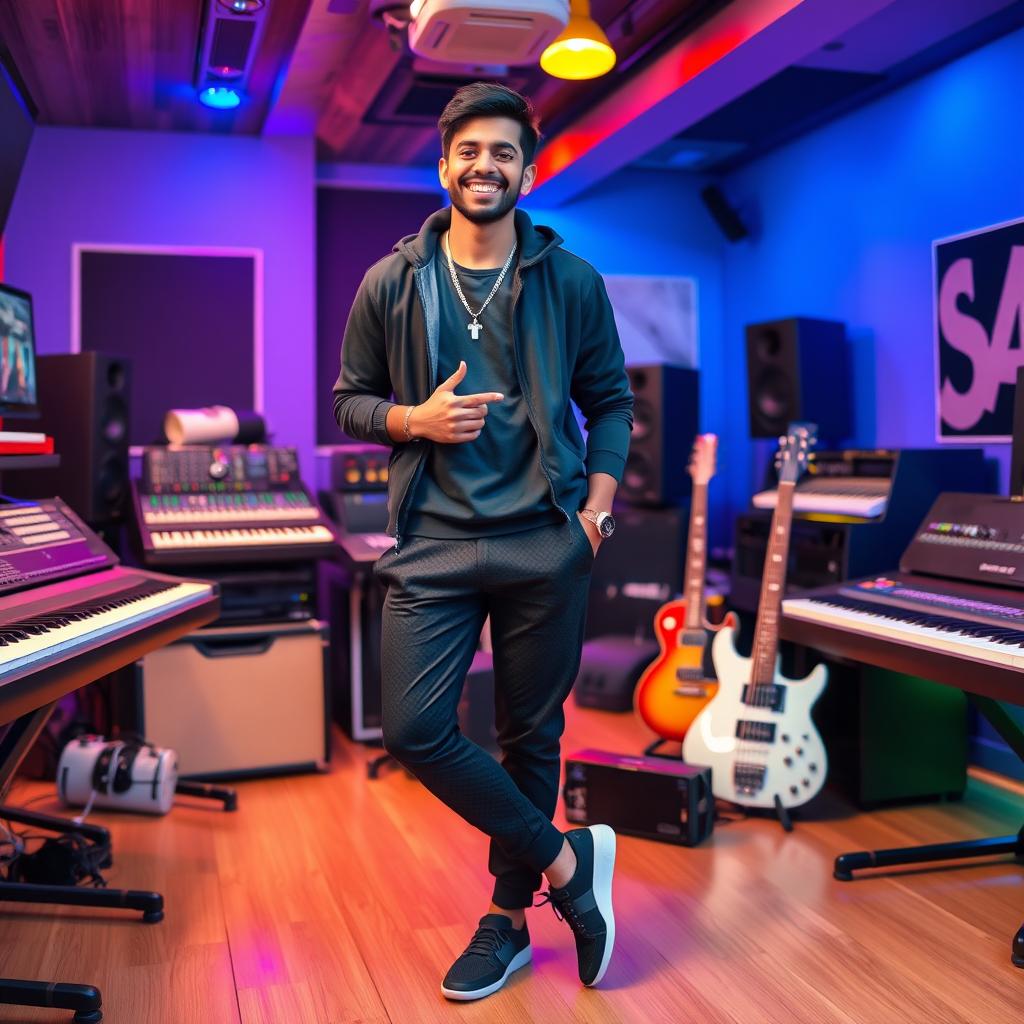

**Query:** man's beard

left=448, top=174, right=522, bottom=225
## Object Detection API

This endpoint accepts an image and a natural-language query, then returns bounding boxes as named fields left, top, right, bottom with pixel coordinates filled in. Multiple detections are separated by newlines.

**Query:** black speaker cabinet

left=811, top=661, right=967, bottom=807
left=586, top=503, right=688, bottom=640
left=621, top=364, right=698, bottom=507
left=7, top=352, right=131, bottom=525
left=745, top=318, right=850, bottom=442
left=319, top=558, right=385, bottom=741
left=573, top=636, right=659, bottom=711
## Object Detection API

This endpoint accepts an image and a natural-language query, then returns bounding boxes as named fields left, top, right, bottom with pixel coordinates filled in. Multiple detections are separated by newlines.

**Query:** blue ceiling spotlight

left=198, top=85, right=242, bottom=110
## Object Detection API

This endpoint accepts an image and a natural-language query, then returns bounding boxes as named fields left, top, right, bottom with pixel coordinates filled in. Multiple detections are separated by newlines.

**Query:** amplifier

left=129, top=620, right=329, bottom=779
left=328, top=443, right=390, bottom=491
left=586, top=502, right=688, bottom=640
left=563, top=749, right=714, bottom=846
left=573, top=635, right=658, bottom=712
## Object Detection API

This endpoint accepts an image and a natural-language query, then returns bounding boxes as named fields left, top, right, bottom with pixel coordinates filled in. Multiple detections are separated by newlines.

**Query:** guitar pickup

left=741, top=683, right=786, bottom=712
left=674, top=684, right=711, bottom=698
left=736, top=720, right=776, bottom=743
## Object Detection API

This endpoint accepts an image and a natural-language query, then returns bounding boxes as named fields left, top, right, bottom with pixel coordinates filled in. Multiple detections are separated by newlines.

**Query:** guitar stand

left=773, top=794, right=794, bottom=832
left=643, top=738, right=683, bottom=760
left=832, top=694, right=1024, bottom=968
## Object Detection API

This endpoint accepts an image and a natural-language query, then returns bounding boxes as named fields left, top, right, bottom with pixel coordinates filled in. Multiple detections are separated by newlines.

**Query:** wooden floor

left=1, top=705, right=1022, bottom=1024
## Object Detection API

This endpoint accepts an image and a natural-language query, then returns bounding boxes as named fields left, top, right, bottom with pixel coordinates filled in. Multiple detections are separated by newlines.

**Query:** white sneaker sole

left=440, top=945, right=532, bottom=1001
left=586, top=824, right=616, bottom=987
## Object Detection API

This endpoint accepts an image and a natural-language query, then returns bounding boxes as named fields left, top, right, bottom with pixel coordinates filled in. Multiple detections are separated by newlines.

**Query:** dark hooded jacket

left=332, top=207, right=633, bottom=548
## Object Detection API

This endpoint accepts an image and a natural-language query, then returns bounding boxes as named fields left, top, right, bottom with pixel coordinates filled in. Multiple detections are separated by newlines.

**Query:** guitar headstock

left=687, top=433, right=718, bottom=486
left=774, top=422, right=817, bottom=485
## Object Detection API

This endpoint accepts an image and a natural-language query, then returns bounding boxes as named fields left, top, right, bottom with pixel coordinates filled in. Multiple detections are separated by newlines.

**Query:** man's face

left=439, top=116, right=536, bottom=225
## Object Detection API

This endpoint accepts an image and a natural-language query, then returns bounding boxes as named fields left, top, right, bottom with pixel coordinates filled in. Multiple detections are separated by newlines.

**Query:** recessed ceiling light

left=199, top=86, right=242, bottom=109
left=218, top=0, right=265, bottom=13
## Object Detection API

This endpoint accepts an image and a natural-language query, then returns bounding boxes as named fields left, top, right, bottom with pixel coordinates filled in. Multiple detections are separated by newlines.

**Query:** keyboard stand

left=833, top=694, right=1024, bottom=967
left=1, top=704, right=107, bottom=1020
left=0, top=704, right=162, bottom=1021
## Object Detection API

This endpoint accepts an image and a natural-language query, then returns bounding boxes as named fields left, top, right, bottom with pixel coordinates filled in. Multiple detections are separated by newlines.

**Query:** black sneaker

left=440, top=913, right=531, bottom=1001
left=537, top=825, right=616, bottom=986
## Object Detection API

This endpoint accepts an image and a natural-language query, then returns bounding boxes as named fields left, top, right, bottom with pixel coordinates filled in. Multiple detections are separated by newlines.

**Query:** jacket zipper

left=510, top=267, right=571, bottom=531
left=392, top=265, right=434, bottom=551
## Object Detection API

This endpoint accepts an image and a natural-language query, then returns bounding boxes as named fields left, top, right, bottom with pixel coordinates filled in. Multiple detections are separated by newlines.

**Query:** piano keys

left=148, top=524, right=335, bottom=552
left=0, top=569, right=215, bottom=679
left=783, top=576, right=1024, bottom=671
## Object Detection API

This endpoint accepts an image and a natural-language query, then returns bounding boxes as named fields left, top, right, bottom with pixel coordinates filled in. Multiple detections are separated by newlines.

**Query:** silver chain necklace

left=443, top=231, right=517, bottom=341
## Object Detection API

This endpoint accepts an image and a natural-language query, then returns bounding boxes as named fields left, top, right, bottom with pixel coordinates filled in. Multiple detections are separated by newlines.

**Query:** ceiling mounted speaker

left=408, top=0, right=569, bottom=66
left=196, top=0, right=271, bottom=100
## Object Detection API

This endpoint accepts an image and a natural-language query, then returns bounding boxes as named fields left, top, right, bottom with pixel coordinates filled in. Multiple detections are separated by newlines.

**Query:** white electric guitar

left=682, top=423, right=828, bottom=810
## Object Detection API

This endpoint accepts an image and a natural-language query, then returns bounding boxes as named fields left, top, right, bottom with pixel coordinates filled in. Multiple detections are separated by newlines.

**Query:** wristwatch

left=580, top=508, right=616, bottom=539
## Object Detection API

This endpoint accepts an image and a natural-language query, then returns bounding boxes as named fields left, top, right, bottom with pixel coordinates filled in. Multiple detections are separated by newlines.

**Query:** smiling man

left=333, top=83, right=633, bottom=1001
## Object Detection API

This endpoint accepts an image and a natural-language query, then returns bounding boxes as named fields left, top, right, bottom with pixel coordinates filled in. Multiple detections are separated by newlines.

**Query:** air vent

left=408, top=0, right=568, bottom=66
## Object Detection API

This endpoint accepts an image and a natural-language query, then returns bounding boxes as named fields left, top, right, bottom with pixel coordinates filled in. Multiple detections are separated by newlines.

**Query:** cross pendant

left=468, top=320, right=482, bottom=340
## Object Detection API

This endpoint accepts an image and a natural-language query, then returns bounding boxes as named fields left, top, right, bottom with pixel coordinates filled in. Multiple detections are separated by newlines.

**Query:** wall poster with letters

left=935, top=216, right=1024, bottom=441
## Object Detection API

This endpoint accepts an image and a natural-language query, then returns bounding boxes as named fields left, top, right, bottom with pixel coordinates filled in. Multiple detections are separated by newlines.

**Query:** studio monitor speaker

left=701, top=184, right=748, bottom=242
left=621, top=364, right=698, bottom=507
left=8, top=353, right=131, bottom=526
left=744, top=318, right=850, bottom=441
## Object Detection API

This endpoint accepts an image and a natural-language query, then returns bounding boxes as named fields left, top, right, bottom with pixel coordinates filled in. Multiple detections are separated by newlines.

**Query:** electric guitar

left=682, top=423, right=828, bottom=810
left=635, top=433, right=727, bottom=742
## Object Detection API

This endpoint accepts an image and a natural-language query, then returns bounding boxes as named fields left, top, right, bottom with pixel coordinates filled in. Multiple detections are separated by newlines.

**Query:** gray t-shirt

left=404, top=251, right=562, bottom=538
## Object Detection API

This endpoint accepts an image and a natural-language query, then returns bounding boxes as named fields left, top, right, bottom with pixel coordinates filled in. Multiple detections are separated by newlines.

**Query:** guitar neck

left=750, top=481, right=795, bottom=685
left=683, top=481, right=709, bottom=629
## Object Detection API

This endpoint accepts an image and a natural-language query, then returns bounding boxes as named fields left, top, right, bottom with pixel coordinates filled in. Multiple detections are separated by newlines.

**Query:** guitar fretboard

left=683, top=481, right=709, bottom=629
left=750, top=481, right=795, bottom=689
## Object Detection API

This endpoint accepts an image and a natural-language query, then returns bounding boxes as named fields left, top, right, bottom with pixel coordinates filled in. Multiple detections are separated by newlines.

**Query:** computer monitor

left=0, top=282, right=38, bottom=420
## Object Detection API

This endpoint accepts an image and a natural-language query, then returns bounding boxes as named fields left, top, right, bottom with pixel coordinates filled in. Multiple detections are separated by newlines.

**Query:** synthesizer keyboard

left=134, top=445, right=338, bottom=565
left=0, top=497, right=219, bottom=717
left=754, top=476, right=890, bottom=518
left=779, top=493, right=1024, bottom=704
left=0, top=569, right=215, bottom=679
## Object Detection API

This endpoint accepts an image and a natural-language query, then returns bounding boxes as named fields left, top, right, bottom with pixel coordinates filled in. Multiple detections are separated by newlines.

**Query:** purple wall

left=316, top=186, right=441, bottom=447
left=4, top=127, right=316, bottom=473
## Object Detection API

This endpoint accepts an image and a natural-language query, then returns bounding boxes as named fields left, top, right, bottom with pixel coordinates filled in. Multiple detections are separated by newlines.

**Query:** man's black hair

left=438, top=82, right=541, bottom=166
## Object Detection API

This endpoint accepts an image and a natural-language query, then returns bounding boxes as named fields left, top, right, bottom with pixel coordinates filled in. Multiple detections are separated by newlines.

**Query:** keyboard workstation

left=133, top=446, right=338, bottom=565
left=0, top=495, right=219, bottom=1021
left=781, top=492, right=1024, bottom=965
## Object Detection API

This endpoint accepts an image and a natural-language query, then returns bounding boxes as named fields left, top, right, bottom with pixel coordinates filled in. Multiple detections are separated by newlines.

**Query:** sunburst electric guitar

left=635, top=433, right=729, bottom=743
left=682, top=423, right=828, bottom=810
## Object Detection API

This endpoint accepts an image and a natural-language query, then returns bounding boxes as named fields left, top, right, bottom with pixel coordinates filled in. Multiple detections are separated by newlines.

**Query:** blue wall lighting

left=199, top=86, right=242, bottom=110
